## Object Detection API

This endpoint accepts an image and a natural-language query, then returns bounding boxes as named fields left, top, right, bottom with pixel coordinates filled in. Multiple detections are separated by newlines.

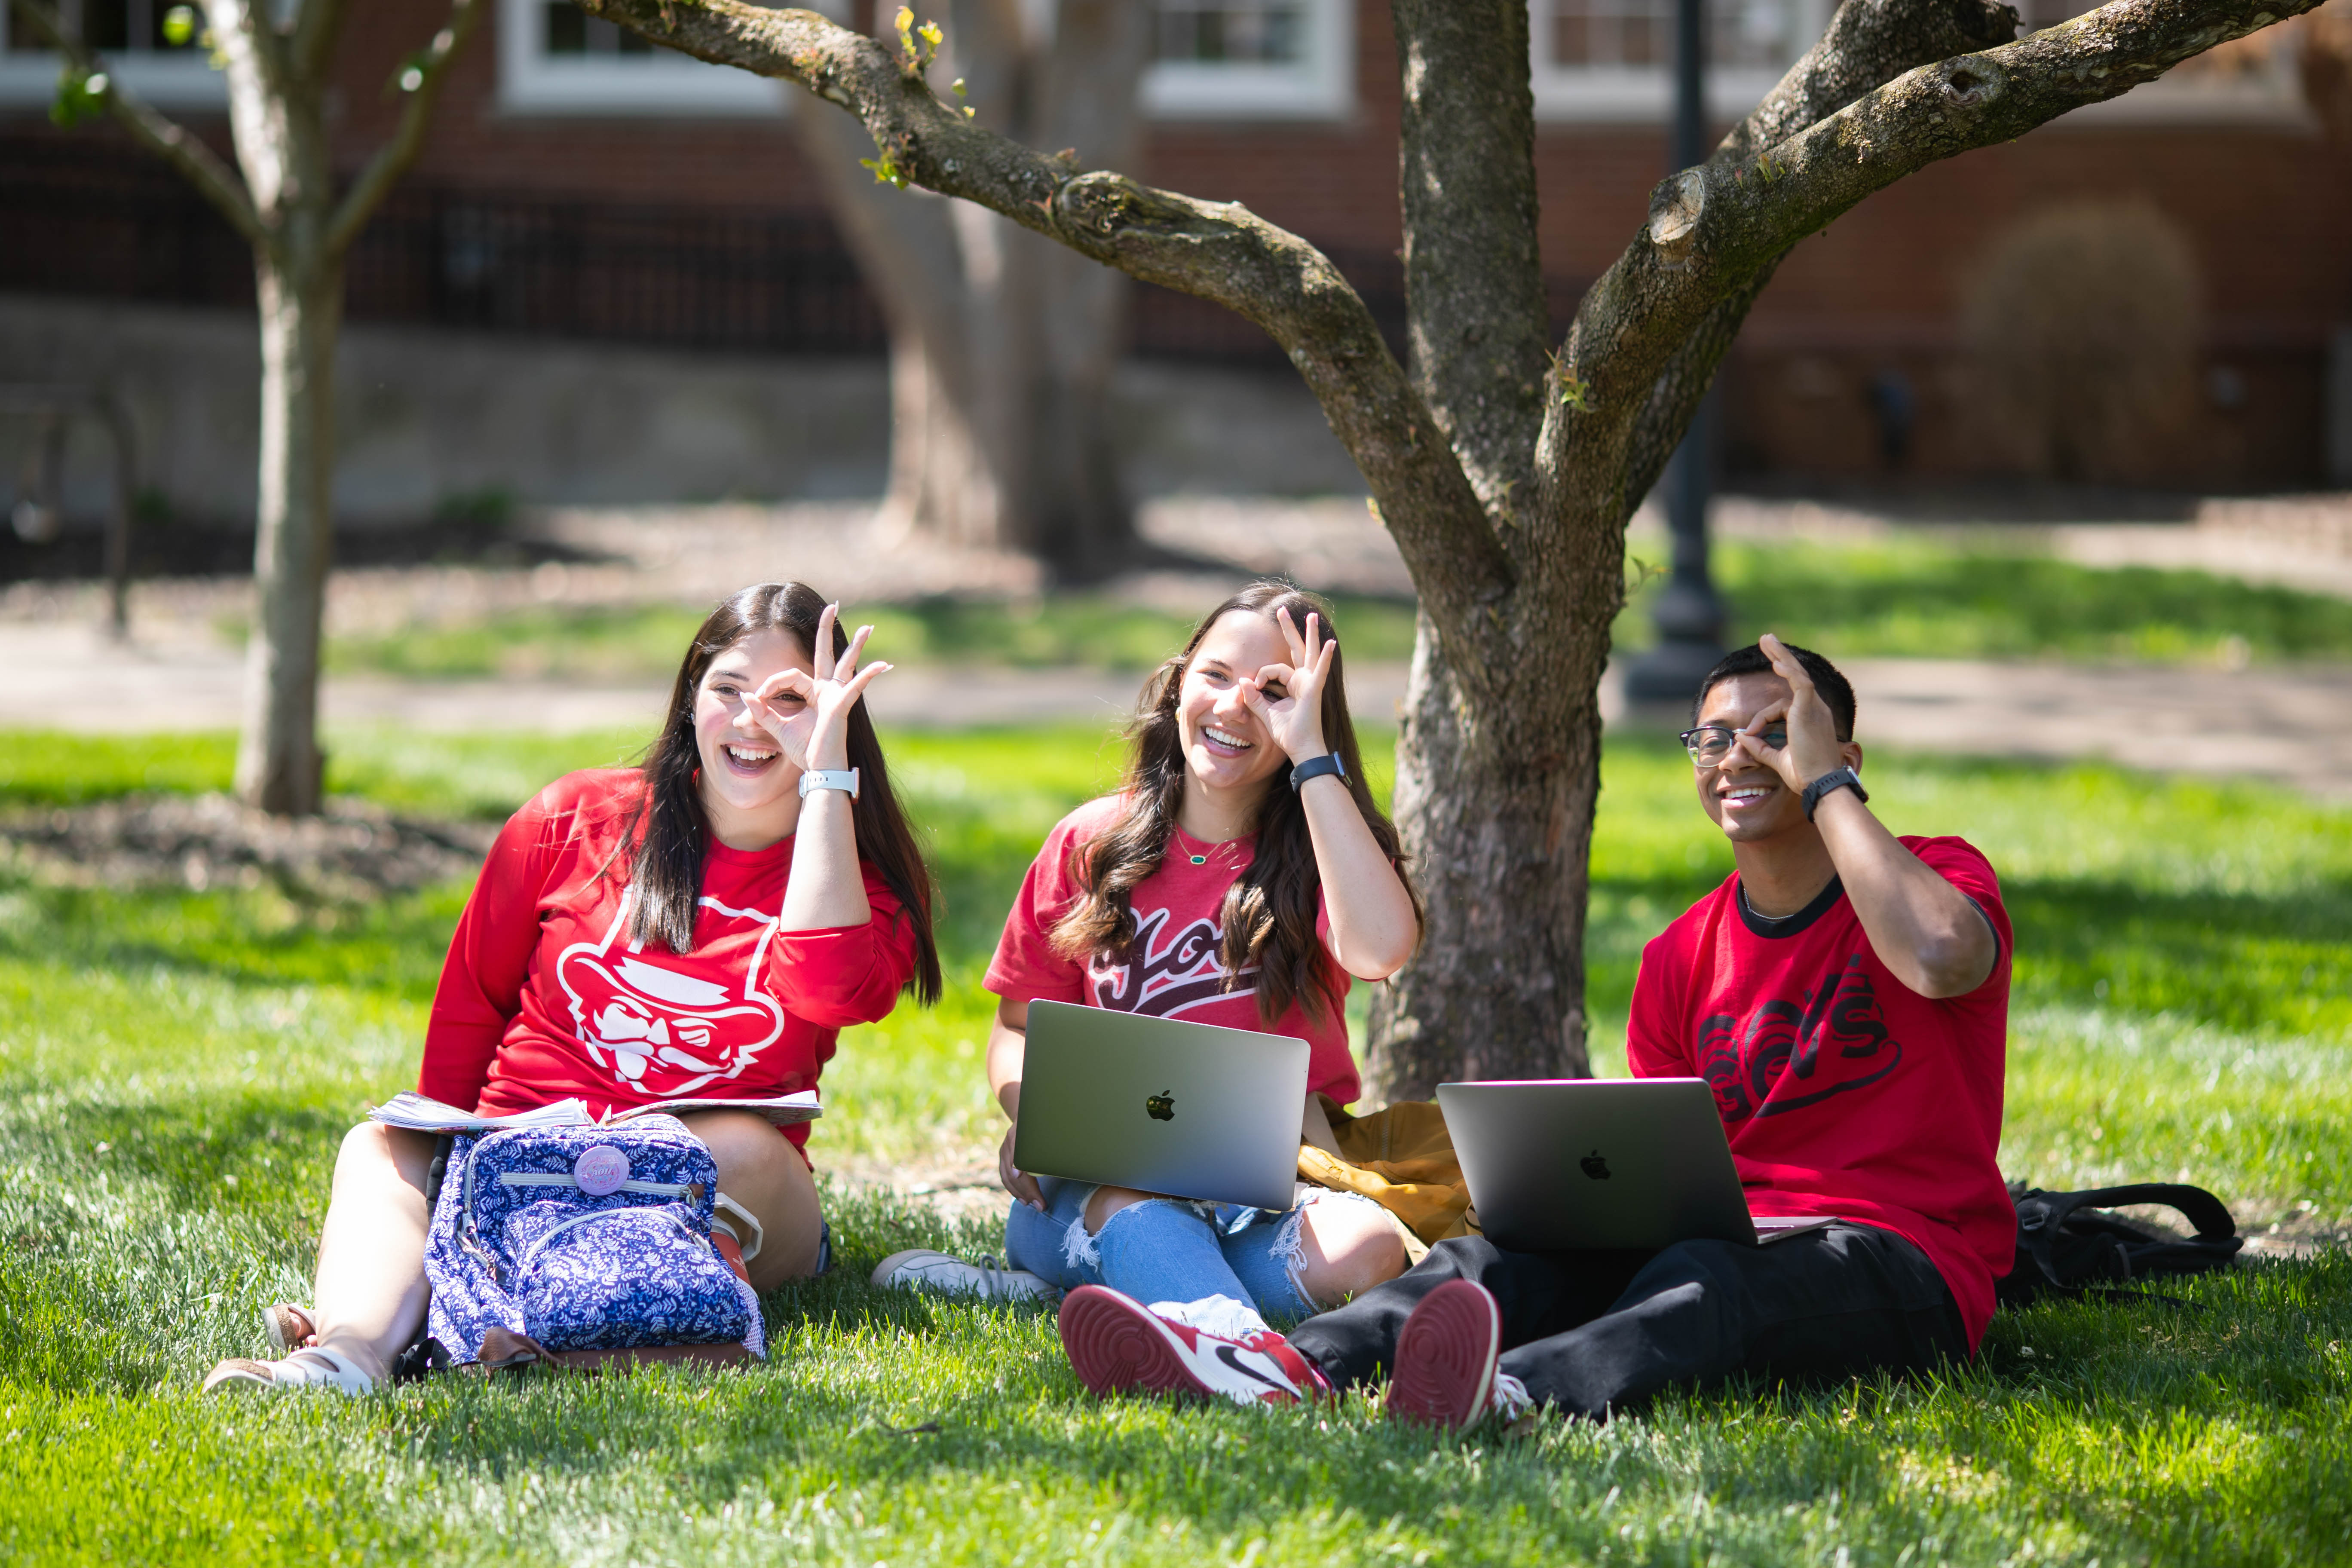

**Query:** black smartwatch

left=1801, top=766, right=1868, bottom=821
left=1289, top=753, right=1348, bottom=792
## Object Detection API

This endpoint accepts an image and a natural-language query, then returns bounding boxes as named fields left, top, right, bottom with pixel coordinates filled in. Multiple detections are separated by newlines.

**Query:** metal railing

left=2, top=139, right=1427, bottom=363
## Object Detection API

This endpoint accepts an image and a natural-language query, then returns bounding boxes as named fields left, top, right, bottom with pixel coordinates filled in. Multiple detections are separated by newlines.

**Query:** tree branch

left=1544, top=0, right=2317, bottom=524
left=1391, top=0, right=1550, bottom=523
left=1619, top=0, right=2021, bottom=510
left=325, top=0, right=485, bottom=257
left=578, top=0, right=1519, bottom=676
left=291, top=0, right=353, bottom=82
left=8, top=0, right=266, bottom=247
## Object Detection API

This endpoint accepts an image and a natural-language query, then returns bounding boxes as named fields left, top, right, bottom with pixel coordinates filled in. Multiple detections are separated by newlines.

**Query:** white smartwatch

left=797, top=767, right=860, bottom=800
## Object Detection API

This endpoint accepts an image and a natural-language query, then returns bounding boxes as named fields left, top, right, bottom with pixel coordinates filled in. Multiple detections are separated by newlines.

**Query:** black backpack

left=1997, top=1182, right=2243, bottom=1308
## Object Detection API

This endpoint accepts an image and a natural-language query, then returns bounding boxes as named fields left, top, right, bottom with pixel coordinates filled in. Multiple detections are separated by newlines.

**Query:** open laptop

left=1013, top=999, right=1310, bottom=1212
left=1436, top=1078, right=1835, bottom=1251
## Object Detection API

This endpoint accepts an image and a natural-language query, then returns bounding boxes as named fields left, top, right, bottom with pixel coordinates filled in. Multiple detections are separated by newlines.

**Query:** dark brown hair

left=624, top=582, right=941, bottom=1005
left=1050, top=582, right=1419, bottom=1024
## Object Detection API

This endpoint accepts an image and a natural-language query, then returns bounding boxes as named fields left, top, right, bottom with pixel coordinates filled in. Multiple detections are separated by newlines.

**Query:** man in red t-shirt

left=1282, top=635, right=2013, bottom=1427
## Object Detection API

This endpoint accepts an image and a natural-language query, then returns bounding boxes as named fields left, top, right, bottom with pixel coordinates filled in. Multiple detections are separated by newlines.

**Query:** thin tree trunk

left=806, top=0, right=1143, bottom=576
left=235, top=254, right=342, bottom=816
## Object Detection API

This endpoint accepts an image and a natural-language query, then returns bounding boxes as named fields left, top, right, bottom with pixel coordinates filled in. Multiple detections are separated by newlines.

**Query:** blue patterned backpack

left=420, top=1115, right=763, bottom=1367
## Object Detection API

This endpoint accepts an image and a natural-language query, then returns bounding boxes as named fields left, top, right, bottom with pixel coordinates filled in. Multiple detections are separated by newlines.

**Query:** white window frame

left=1528, top=0, right=2315, bottom=126
left=0, top=7, right=225, bottom=109
left=1528, top=0, right=1828, bottom=123
left=496, top=0, right=791, bottom=117
left=1142, top=0, right=1354, bottom=122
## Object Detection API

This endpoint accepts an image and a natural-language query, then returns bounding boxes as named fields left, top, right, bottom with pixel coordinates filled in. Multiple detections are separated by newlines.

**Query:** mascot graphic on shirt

left=556, top=896, right=787, bottom=1096
left=1089, top=908, right=1251, bottom=1018
left=1697, top=954, right=1903, bottom=1124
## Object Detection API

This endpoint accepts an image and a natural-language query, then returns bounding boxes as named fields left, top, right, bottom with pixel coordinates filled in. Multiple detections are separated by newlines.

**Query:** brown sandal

left=261, top=1303, right=317, bottom=1353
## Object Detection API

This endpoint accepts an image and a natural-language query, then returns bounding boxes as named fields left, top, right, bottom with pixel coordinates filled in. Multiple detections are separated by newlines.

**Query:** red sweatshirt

left=419, top=769, right=919, bottom=1155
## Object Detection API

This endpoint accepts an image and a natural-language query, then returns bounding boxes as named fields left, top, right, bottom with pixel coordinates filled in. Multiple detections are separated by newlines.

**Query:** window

left=497, top=0, right=793, bottom=116
left=1144, top=0, right=1354, bottom=120
left=0, top=0, right=224, bottom=108
left=1530, top=0, right=2310, bottom=123
left=1531, top=0, right=1827, bottom=121
left=2012, top=0, right=2309, bottom=122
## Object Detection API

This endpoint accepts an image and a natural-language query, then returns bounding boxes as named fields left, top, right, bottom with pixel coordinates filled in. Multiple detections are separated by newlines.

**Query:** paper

left=366, top=1092, right=594, bottom=1134
left=611, top=1091, right=823, bottom=1127
left=366, top=1089, right=823, bottom=1133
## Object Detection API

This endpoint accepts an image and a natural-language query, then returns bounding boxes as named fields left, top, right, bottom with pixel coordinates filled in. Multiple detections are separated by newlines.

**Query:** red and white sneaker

left=1385, top=1278, right=1534, bottom=1430
left=1057, top=1286, right=1331, bottom=1407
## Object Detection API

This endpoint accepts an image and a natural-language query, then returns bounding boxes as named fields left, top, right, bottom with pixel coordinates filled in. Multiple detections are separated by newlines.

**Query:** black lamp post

left=1624, top=0, right=1728, bottom=703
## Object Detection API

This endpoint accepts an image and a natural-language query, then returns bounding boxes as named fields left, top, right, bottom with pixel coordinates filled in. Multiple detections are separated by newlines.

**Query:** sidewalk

left=7, top=616, right=2348, bottom=801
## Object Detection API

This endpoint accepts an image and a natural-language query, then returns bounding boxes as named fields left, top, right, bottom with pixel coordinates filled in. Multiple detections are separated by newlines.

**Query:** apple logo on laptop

left=1580, top=1149, right=1611, bottom=1180
left=1145, top=1090, right=1176, bottom=1122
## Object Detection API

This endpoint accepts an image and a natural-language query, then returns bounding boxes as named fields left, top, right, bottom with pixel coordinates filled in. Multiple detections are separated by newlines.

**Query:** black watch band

left=1289, top=753, right=1348, bottom=792
left=1801, top=766, right=1868, bottom=821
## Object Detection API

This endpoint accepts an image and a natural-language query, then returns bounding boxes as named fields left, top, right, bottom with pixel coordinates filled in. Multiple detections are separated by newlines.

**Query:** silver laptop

left=1013, top=999, right=1311, bottom=1212
left=1437, top=1078, right=1834, bottom=1251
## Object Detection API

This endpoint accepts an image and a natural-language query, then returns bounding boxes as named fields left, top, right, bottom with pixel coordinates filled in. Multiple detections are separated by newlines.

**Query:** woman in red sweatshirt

left=203, top=582, right=940, bottom=1394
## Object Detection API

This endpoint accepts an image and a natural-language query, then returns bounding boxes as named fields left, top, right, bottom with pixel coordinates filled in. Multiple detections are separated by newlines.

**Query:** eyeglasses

left=1678, top=726, right=1786, bottom=767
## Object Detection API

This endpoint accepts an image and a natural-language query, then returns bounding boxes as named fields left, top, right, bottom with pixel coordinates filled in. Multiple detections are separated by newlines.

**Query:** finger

left=1275, top=605, right=1308, bottom=664
left=1758, top=632, right=1816, bottom=693
left=758, top=667, right=815, bottom=698
left=812, top=603, right=840, bottom=682
left=1303, top=610, right=1323, bottom=666
left=1238, top=679, right=1275, bottom=721
left=1254, top=661, right=1298, bottom=695
left=837, top=622, right=875, bottom=683
left=1740, top=695, right=1791, bottom=735
left=835, top=660, right=891, bottom=707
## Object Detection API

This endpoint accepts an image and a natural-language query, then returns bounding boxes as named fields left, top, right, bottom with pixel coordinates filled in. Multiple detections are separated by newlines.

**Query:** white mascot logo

left=556, top=896, right=786, bottom=1095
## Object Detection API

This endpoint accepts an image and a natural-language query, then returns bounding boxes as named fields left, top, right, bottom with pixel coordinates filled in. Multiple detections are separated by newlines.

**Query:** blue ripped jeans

left=1004, top=1176, right=1353, bottom=1325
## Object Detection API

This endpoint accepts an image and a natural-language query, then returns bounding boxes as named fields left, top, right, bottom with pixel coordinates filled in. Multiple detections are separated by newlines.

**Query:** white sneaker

left=870, top=1249, right=1062, bottom=1303
left=201, top=1345, right=375, bottom=1396
left=1057, top=1285, right=1333, bottom=1407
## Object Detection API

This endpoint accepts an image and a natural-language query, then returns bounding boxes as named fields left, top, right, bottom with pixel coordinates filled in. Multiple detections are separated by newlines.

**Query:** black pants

left=1287, top=1222, right=1969, bottom=1421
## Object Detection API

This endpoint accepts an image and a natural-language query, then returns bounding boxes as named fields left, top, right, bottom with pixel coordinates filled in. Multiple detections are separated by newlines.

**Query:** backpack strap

left=2012, top=1182, right=2240, bottom=1298
left=2024, top=1183, right=2236, bottom=1242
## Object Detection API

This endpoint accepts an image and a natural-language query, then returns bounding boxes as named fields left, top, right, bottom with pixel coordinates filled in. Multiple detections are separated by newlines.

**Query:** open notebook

left=367, top=1089, right=821, bottom=1134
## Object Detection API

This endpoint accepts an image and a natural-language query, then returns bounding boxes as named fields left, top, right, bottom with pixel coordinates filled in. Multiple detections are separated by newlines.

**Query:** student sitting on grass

left=1068, top=634, right=2015, bottom=1420
left=874, top=585, right=1420, bottom=1399
left=201, top=583, right=940, bottom=1395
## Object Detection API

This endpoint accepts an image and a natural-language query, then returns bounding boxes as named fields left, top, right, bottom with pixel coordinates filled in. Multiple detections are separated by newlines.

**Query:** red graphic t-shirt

left=1626, top=836, right=2014, bottom=1348
left=418, top=769, right=920, bottom=1155
left=986, top=795, right=1360, bottom=1106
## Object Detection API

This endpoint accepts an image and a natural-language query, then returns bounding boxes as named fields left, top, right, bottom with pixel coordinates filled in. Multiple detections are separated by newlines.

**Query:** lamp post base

left=1623, top=634, right=1727, bottom=706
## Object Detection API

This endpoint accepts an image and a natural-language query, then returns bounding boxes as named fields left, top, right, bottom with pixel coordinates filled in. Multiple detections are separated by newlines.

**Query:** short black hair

left=1692, top=641, right=1857, bottom=741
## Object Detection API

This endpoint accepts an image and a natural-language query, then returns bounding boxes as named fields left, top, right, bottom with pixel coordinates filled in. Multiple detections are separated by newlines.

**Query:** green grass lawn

left=1618, top=533, right=2352, bottom=665
left=306, top=533, right=2352, bottom=683
left=3, top=723, right=2350, bottom=1564
left=318, top=594, right=1426, bottom=683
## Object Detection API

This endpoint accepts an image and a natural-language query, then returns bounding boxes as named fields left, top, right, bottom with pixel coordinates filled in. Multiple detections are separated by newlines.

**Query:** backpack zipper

left=514, top=1204, right=696, bottom=1273
left=498, top=1173, right=695, bottom=1197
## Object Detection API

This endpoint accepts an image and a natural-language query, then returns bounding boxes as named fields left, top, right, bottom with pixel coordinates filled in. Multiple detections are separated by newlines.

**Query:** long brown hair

left=1050, top=582, right=1419, bottom=1024
left=623, top=582, right=942, bottom=1005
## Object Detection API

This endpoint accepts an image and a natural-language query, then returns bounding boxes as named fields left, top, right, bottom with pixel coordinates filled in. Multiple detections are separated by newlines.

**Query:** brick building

left=4, top=0, right=2349, bottom=504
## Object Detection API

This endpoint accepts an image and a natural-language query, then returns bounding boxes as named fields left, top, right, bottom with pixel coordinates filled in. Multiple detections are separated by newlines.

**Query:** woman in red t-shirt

left=899, top=582, right=1422, bottom=1391
left=203, top=583, right=940, bottom=1395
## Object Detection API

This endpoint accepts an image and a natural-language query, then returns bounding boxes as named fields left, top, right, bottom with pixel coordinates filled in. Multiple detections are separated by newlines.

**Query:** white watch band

left=797, top=767, right=860, bottom=800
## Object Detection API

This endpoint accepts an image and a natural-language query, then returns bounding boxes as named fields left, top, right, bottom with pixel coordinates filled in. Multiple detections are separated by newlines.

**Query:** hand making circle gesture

left=1241, top=605, right=1336, bottom=765
left=742, top=602, right=891, bottom=776
left=1733, top=631, right=1847, bottom=790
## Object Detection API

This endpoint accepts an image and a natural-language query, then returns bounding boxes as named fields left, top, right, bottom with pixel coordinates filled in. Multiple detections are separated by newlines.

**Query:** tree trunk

left=234, top=253, right=342, bottom=816
left=1366, top=609, right=1610, bottom=1099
